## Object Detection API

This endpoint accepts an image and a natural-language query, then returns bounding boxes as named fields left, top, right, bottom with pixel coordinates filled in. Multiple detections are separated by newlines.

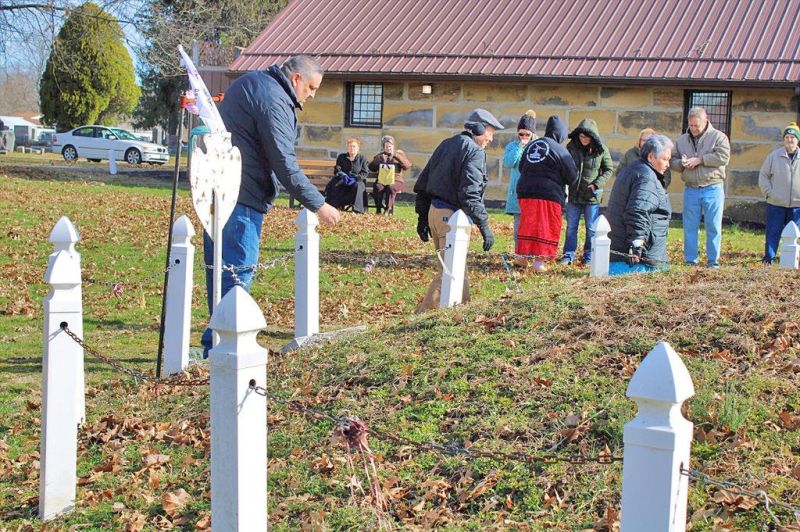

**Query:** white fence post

left=590, top=214, right=611, bottom=277
left=779, top=221, right=800, bottom=270
left=163, top=215, right=195, bottom=375
left=439, top=209, right=471, bottom=308
left=49, top=216, right=84, bottom=425
left=209, top=286, right=268, bottom=531
left=39, top=249, right=83, bottom=521
left=621, top=341, right=695, bottom=531
left=294, top=208, right=319, bottom=340
left=108, top=149, right=117, bottom=175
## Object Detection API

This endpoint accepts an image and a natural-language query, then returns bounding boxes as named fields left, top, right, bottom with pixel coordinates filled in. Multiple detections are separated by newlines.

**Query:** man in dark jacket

left=562, top=118, right=614, bottom=266
left=606, top=134, right=673, bottom=274
left=201, top=55, right=340, bottom=353
left=413, top=108, right=504, bottom=312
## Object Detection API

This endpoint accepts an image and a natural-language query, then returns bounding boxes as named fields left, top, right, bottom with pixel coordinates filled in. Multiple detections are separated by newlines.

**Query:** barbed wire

left=682, top=467, right=800, bottom=526
left=252, top=382, right=621, bottom=467
left=60, top=323, right=209, bottom=386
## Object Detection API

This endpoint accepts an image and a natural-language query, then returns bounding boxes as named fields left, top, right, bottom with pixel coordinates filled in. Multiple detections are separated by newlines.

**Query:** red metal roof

left=230, top=0, right=800, bottom=86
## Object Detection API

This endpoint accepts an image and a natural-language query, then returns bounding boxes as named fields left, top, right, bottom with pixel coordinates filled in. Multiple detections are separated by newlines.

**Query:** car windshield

left=110, top=128, right=139, bottom=140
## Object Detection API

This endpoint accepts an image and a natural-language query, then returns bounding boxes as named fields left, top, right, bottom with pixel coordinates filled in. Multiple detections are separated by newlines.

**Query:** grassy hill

left=0, top=174, right=798, bottom=530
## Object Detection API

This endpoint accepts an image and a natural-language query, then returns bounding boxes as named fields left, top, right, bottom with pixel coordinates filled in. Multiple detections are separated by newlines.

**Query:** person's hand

left=316, top=203, right=340, bottom=225
left=628, top=239, right=645, bottom=266
left=478, top=222, right=494, bottom=251
left=685, top=156, right=702, bottom=169
left=416, top=217, right=431, bottom=242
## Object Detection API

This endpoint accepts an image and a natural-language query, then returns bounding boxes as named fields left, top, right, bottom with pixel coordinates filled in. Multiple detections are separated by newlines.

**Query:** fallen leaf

left=162, top=488, right=191, bottom=517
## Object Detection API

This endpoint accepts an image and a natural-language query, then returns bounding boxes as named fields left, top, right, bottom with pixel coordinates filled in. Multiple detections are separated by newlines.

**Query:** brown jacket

left=368, top=149, right=412, bottom=183
left=670, top=123, right=730, bottom=187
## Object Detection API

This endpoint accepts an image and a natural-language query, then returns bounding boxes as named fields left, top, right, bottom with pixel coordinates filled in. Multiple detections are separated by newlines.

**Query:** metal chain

left=60, top=324, right=210, bottom=387
left=253, top=382, right=621, bottom=466
left=682, top=467, right=800, bottom=526
left=609, top=249, right=671, bottom=268
left=85, top=259, right=181, bottom=297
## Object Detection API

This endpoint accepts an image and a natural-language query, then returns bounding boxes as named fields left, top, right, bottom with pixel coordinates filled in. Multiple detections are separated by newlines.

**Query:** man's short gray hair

left=281, top=55, right=324, bottom=79
left=687, top=107, right=707, bottom=120
left=641, top=134, right=673, bottom=161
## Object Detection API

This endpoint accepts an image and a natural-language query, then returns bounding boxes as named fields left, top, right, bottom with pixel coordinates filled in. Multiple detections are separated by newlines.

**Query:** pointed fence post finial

left=779, top=221, right=799, bottom=270
left=439, top=209, right=471, bottom=308
left=49, top=216, right=80, bottom=255
left=590, top=215, right=611, bottom=277
left=208, top=286, right=268, bottom=531
left=621, top=341, right=695, bottom=531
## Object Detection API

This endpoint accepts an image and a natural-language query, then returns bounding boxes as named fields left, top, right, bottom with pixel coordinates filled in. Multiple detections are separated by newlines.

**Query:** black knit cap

left=517, top=110, right=536, bottom=132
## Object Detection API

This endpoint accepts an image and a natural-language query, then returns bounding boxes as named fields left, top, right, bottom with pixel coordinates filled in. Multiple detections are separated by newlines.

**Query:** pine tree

left=39, top=2, right=140, bottom=130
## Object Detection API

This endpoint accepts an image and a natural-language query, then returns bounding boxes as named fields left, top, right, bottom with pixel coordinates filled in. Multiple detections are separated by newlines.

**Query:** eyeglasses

left=518, top=132, right=532, bottom=138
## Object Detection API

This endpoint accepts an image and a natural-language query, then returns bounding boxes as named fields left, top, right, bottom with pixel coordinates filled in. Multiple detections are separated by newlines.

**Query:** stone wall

left=296, top=80, right=798, bottom=211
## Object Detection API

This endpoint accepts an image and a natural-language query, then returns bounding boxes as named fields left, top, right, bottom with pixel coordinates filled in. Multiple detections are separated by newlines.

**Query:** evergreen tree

left=39, top=2, right=140, bottom=130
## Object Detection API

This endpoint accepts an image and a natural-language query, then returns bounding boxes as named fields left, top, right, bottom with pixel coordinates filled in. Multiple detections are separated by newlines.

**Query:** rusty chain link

left=60, top=323, right=209, bottom=386
left=681, top=467, right=800, bottom=526
left=252, top=381, right=621, bottom=466
left=85, top=258, right=181, bottom=297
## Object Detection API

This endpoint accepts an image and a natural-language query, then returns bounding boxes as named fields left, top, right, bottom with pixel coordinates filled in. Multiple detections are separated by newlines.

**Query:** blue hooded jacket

left=219, top=66, right=325, bottom=213
left=516, top=116, right=579, bottom=206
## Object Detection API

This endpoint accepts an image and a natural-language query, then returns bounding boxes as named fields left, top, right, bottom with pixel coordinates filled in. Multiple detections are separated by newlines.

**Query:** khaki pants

left=415, top=205, right=470, bottom=313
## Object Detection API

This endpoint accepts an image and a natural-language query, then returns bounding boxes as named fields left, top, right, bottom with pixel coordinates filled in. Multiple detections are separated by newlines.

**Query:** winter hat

left=465, top=108, right=505, bottom=130
left=381, top=135, right=395, bottom=146
left=517, top=109, right=536, bottom=132
left=784, top=123, right=800, bottom=142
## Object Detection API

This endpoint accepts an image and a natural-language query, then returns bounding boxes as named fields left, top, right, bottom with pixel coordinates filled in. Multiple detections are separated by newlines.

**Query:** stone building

left=223, top=0, right=800, bottom=210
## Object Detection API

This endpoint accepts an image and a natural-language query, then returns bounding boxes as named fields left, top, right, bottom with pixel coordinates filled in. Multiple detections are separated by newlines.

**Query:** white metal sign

left=189, top=132, right=241, bottom=237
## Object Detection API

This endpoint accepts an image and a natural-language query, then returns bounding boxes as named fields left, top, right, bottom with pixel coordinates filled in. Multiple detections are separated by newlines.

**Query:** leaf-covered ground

left=0, top=173, right=798, bottom=530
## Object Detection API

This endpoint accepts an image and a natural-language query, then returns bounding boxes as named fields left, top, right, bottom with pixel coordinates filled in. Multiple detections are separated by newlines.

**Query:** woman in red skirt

left=516, top=116, right=579, bottom=271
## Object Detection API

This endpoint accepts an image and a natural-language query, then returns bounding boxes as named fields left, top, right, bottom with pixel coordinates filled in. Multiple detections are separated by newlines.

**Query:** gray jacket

left=759, top=148, right=800, bottom=208
left=670, top=123, right=730, bottom=187
left=606, top=159, right=672, bottom=267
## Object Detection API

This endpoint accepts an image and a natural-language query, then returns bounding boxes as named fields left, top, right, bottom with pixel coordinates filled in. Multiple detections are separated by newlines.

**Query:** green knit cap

left=784, top=122, right=800, bottom=141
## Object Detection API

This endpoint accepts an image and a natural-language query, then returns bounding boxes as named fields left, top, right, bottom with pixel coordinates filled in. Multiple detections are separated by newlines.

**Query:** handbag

left=377, top=163, right=396, bottom=186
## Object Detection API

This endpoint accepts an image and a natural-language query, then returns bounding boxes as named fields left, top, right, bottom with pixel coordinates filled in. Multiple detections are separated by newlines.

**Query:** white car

left=53, top=125, right=169, bottom=165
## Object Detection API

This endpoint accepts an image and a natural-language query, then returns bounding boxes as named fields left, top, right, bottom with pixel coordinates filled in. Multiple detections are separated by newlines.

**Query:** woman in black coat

left=325, top=137, right=369, bottom=213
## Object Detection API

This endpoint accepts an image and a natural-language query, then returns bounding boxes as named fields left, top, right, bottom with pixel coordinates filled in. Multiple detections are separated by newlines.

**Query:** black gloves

left=416, top=217, right=431, bottom=242
left=478, top=222, right=494, bottom=251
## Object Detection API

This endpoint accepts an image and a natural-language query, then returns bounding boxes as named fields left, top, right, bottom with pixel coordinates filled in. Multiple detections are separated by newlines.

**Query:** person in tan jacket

left=758, top=122, right=800, bottom=264
left=670, top=107, right=730, bottom=268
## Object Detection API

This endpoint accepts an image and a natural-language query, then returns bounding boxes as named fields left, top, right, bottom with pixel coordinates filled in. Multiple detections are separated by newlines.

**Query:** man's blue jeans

left=563, top=203, right=600, bottom=262
left=201, top=203, right=264, bottom=352
left=764, top=204, right=800, bottom=263
left=683, top=183, right=724, bottom=266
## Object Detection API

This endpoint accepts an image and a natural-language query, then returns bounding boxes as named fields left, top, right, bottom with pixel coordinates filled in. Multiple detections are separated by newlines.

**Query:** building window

left=683, top=90, right=731, bottom=137
left=345, top=82, right=383, bottom=128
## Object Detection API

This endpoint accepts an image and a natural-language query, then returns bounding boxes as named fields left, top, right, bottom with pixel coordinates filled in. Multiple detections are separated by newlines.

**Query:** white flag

left=178, top=44, right=226, bottom=133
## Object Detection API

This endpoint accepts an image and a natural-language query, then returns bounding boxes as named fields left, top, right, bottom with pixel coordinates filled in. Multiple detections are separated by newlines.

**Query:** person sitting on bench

left=369, top=135, right=411, bottom=215
left=324, top=137, right=369, bottom=213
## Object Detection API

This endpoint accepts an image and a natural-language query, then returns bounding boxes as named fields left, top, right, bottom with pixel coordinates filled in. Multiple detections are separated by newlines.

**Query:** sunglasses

left=518, top=132, right=532, bottom=138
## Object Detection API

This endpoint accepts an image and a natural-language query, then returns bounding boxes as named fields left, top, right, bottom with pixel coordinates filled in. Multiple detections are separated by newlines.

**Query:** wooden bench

left=289, top=159, right=336, bottom=208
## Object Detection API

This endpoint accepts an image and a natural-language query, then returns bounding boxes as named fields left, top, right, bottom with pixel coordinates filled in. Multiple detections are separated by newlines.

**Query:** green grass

left=0, top=172, right=798, bottom=530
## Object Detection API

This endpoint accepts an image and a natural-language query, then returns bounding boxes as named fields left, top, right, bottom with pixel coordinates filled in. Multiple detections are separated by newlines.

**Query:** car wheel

left=125, top=148, right=142, bottom=165
left=88, top=158, right=101, bottom=162
left=62, top=145, right=78, bottom=162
